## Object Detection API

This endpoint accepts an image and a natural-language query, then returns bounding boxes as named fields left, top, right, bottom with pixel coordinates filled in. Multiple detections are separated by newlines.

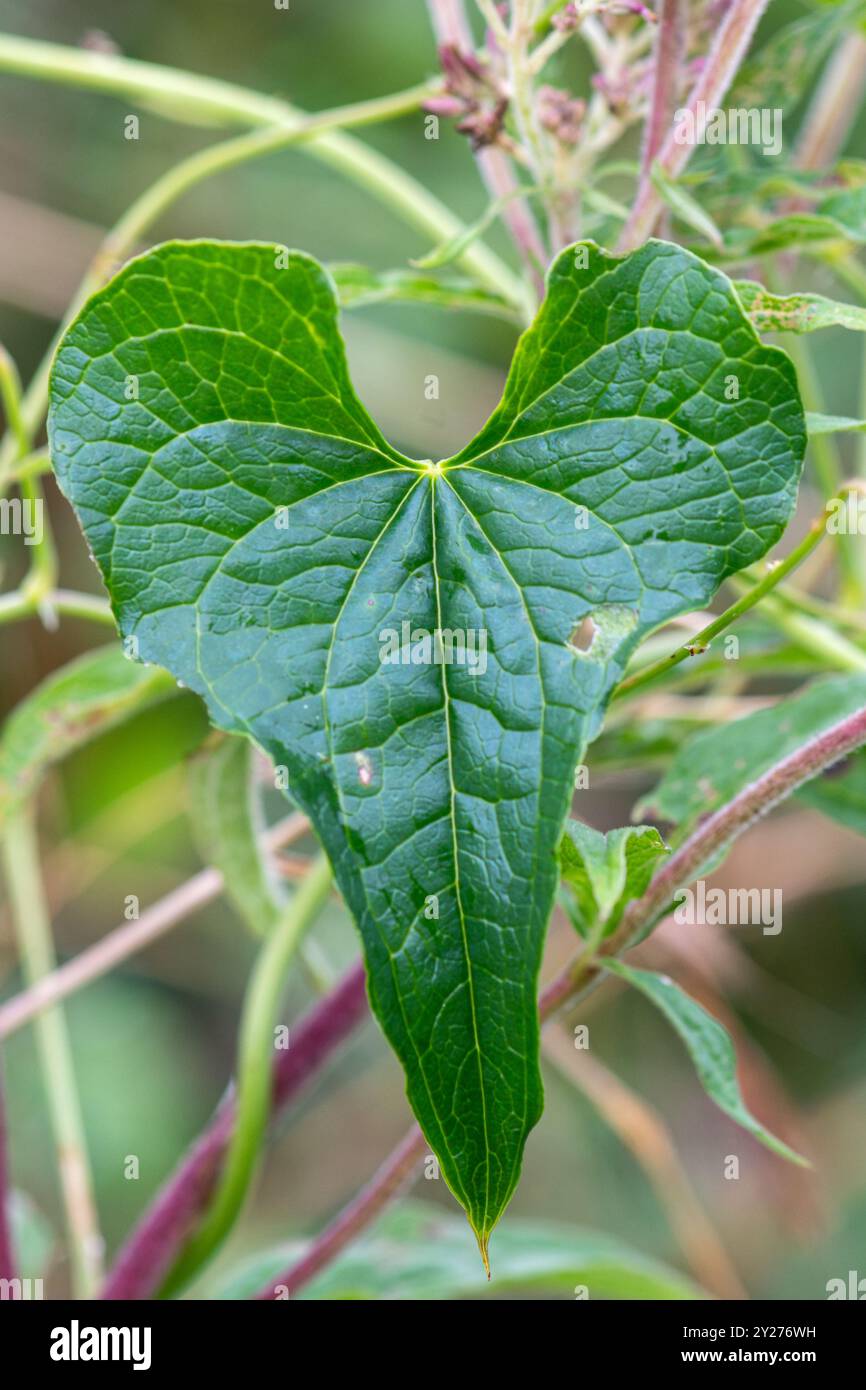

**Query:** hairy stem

left=158, top=855, right=333, bottom=1296
left=639, top=0, right=685, bottom=178
left=795, top=31, right=866, bottom=172
left=425, top=0, right=548, bottom=300
left=619, top=0, right=769, bottom=250
left=254, top=1127, right=427, bottom=1300
left=543, top=701, right=866, bottom=1014
left=1, top=806, right=103, bottom=1297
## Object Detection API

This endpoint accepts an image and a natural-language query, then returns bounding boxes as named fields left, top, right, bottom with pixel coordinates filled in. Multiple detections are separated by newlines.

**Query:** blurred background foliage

left=0, top=0, right=865, bottom=1300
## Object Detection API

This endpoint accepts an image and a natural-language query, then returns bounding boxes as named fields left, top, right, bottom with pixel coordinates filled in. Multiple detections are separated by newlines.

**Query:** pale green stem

left=728, top=582, right=866, bottom=673
left=159, top=853, right=333, bottom=1297
left=0, top=346, right=58, bottom=620
left=0, top=54, right=526, bottom=484
left=0, top=35, right=523, bottom=310
left=1, top=807, right=103, bottom=1298
left=0, top=588, right=114, bottom=626
left=615, top=488, right=866, bottom=700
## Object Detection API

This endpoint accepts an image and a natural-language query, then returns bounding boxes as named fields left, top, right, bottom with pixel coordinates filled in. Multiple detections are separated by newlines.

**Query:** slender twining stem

left=618, top=0, right=770, bottom=251
left=0, top=347, right=58, bottom=622
left=101, top=959, right=370, bottom=1300
left=0, top=806, right=103, bottom=1297
left=0, top=1062, right=16, bottom=1283
left=0, top=812, right=310, bottom=1041
left=0, top=344, right=28, bottom=458
left=254, top=1126, right=427, bottom=1300
left=259, top=702, right=866, bottom=1298
left=159, top=854, right=333, bottom=1297
left=543, top=702, right=866, bottom=1011
left=613, top=487, right=865, bottom=701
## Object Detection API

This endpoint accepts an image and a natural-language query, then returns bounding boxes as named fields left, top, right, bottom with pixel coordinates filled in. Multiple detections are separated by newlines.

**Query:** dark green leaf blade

left=47, top=238, right=805, bottom=1253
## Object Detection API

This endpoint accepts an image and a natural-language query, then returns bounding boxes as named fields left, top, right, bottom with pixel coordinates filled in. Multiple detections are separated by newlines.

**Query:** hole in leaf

left=569, top=615, right=598, bottom=652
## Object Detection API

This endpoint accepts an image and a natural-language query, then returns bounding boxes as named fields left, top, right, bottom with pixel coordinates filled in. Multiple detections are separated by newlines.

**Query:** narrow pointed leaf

left=47, top=237, right=805, bottom=1247
left=636, top=674, right=866, bottom=831
left=806, top=412, right=866, bottom=436
left=329, top=263, right=520, bottom=321
left=604, top=961, right=808, bottom=1166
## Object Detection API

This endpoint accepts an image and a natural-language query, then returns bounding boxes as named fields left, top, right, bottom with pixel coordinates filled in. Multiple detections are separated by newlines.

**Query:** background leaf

left=735, top=282, right=866, bottom=335
left=187, top=735, right=284, bottom=937
left=215, top=1199, right=703, bottom=1300
left=0, top=644, right=175, bottom=827
left=604, top=961, right=808, bottom=1166
left=329, top=263, right=519, bottom=320
left=635, top=674, right=866, bottom=835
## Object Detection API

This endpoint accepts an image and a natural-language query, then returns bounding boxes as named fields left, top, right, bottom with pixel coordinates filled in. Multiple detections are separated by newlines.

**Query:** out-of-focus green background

left=1, top=0, right=865, bottom=1300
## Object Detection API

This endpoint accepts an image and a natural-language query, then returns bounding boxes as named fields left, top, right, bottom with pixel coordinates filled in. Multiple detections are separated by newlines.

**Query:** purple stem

left=254, top=1126, right=426, bottom=1300
left=639, top=0, right=685, bottom=178
left=619, top=0, right=770, bottom=251
left=101, top=959, right=370, bottom=1300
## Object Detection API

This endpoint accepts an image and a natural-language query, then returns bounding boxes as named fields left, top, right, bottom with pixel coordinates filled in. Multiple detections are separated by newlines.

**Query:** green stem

left=614, top=496, right=854, bottom=700
left=0, top=806, right=103, bottom=1298
left=0, top=587, right=114, bottom=627
left=0, top=345, right=58, bottom=618
left=0, top=345, right=29, bottom=457
left=788, top=337, right=863, bottom=603
left=728, top=582, right=866, bottom=672
left=0, top=34, right=523, bottom=307
left=0, top=52, right=526, bottom=483
left=159, top=853, right=333, bottom=1297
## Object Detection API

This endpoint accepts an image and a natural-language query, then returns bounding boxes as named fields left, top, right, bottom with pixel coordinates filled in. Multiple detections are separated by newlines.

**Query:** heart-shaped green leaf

left=47, top=237, right=805, bottom=1254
